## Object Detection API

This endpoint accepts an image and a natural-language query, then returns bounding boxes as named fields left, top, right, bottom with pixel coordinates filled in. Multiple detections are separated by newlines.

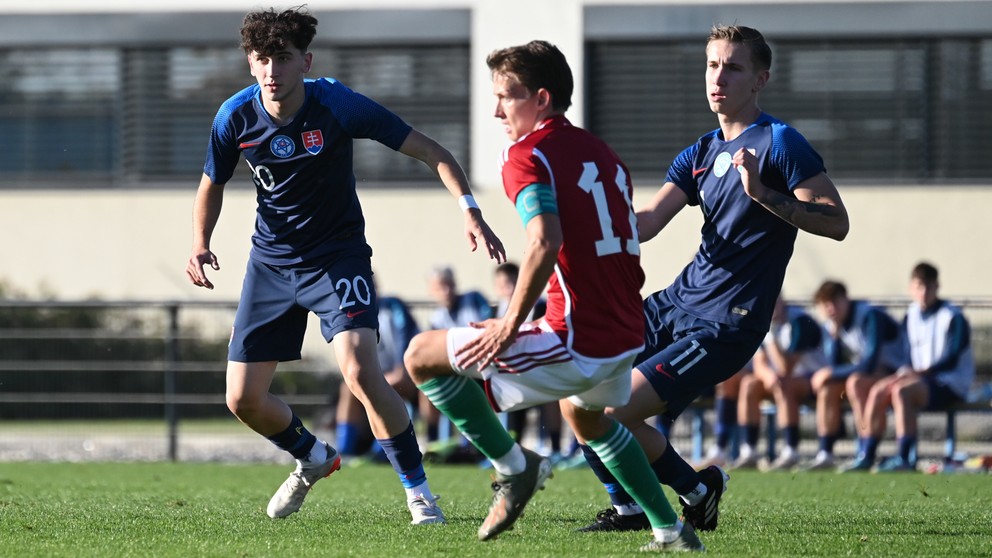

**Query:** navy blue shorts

left=635, top=289, right=764, bottom=420
left=924, top=375, right=964, bottom=411
left=229, top=253, right=379, bottom=362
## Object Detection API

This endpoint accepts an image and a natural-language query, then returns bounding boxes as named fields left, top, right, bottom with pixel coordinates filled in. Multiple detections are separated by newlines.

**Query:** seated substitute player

left=577, top=24, right=849, bottom=533
left=803, top=280, right=904, bottom=472
left=856, top=262, right=975, bottom=472
left=732, top=295, right=825, bottom=471
left=184, top=7, right=505, bottom=524
left=405, top=40, right=703, bottom=552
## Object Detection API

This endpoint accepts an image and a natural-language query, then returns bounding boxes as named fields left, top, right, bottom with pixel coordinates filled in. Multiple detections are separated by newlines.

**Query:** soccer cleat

left=639, top=521, right=706, bottom=553
left=729, top=452, right=759, bottom=470
left=478, top=448, right=553, bottom=541
left=680, top=465, right=729, bottom=532
left=837, top=455, right=874, bottom=473
left=799, top=451, right=836, bottom=472
left=872, top=456, right=916, bottom=473
left=408, top=494, right=447, bottom=525
left=577, top=508, right=651, bottom=532
left=266, top=443, right=341, bottom=519
left=762, top=452, right=800, bottom=472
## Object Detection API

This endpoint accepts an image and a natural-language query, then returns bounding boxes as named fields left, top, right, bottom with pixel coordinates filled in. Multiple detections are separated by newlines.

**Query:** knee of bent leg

left=225, top=388, right=262, bottom=418
left=405, top=332, right=452, bottom=385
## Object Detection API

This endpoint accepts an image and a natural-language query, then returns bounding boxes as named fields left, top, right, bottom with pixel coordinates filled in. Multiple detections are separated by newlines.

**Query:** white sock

left=615, top=503, right=644, bottom=516
left=299, top=440, right=328, bottom=466
left=653, top=519, right=683, bottom=543
left=680, top=482, right=709, bottom=506
left=405, top=481, right=435, bottom=503
left=491, top=444, right=526, bottom=476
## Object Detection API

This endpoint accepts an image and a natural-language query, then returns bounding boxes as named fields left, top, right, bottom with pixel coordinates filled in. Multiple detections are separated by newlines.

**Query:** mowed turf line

left=0, top=462, right=989, bottom=557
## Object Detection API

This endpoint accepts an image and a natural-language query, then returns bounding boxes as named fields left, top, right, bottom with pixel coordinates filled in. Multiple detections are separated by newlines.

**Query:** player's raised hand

left=454, top=318, right=517, bottom=371
left=186, top=249, right=220, bottom=290
left=463, top=209, right=507, bottom=263
left=733, top=147, right=765, bottom=201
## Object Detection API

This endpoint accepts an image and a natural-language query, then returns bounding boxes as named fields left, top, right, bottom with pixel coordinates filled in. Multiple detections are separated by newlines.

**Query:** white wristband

left=458, top=194, right=480, bottom=211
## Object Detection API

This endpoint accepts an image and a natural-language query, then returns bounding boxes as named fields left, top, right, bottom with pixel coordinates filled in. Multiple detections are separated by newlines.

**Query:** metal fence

left=0, top=298, right=990, bottom=463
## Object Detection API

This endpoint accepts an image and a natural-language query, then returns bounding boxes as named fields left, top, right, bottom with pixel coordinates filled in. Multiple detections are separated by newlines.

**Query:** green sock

left=587, top=421, right=678, bottom=527
left=417, top=375, right=515, bottom=461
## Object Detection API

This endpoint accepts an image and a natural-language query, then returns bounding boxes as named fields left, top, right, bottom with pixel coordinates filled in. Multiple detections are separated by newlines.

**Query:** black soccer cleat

left=577, top=508, right=651, bottom=532
left=680, top=465, right=729, bottom=532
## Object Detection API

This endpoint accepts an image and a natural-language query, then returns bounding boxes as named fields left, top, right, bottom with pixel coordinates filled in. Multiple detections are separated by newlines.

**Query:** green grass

left=0, top=462, right=989, bottom=557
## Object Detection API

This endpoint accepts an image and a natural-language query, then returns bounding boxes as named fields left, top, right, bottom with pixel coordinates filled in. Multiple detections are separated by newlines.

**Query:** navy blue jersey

left=664, top=113, right=825, bottom=332
left=204, top=78, right=412, bottom=265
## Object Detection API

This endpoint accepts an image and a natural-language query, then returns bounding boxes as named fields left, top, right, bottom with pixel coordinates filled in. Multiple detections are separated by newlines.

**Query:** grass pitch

left=0, top=461, right=989, bottom=557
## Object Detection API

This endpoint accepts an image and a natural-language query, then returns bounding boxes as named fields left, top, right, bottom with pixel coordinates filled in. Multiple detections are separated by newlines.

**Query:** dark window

left=0, top=43, right=469, bottom=188
left=587, top=37, right=992, bottom=184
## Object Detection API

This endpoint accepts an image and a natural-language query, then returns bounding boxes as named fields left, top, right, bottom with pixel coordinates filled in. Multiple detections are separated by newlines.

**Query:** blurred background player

left=576, top=24, right=849, bottom=534
left=421, top=265, right=493, bottom=458
left=694, top=367, right=749, bottom=470
left=185, top=6, right=504, bottom=524
left=804, top=280, right=903, bottom=471
left=857, top=262, right=975, bottom=472
left=494, top=262, right=566, bottom=463
left=732, top=295, right=825, bottom=471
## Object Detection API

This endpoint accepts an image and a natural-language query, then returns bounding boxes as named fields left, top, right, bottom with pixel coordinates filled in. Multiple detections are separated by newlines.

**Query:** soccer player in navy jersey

left=184, top=7, right=504, bottom=524
left=404, top=40, right=702, bottom=552
left=577, top=24, right=850, bottom=534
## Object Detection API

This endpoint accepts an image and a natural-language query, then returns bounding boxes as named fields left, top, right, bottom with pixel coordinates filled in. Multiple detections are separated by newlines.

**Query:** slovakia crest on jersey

left=302, top=130, right=324, bottom=155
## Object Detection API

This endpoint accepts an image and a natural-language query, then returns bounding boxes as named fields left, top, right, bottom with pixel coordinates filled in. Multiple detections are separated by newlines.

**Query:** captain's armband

left=515, top=183, right=557, bottom=226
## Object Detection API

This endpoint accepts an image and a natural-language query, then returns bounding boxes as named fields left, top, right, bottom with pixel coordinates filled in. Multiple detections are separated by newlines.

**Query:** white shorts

left=445, top=322, right=638, bottom=412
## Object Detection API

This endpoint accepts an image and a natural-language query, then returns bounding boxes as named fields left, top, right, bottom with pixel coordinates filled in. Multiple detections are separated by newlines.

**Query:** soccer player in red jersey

left=405, top=40, right=701, bottom=552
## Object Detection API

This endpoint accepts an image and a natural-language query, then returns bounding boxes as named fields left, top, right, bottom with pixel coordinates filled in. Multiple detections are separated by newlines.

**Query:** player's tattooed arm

left=753, top=173, right=849, bottom=241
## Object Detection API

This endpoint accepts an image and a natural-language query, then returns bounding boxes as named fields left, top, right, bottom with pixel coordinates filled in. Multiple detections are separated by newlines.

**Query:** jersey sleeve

left=769, top=125, right=826, bottom=191
left=501, top=144, right=552, bottom=205
left=203, top=90, right=254, bottom=185
left=664, top=143, right=700, bottom=205
left=314, top=78, right=412, bottom=150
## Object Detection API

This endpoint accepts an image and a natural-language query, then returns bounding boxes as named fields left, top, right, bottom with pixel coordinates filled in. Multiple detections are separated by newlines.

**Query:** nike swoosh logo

left=692, top=167, right=708, bottom=177
left=655, top=364, right=675, bottom=380
left=346, top=309, right=369, bottom=319
left=239, top=142, right=261, bottom=148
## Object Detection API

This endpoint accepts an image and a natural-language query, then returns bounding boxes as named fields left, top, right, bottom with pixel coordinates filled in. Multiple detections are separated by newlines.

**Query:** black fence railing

left=1, top=298, right=990, bottom=462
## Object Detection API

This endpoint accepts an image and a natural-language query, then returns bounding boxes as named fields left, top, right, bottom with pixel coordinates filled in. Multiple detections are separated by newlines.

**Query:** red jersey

left=500, top=115, right=645, bottom=359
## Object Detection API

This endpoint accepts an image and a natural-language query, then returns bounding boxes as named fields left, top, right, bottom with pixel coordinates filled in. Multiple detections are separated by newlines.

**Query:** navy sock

left=862, top=436, right=879, bottom=462
left=335, top=422, right=359, bottom=455
left=744, top=424, right=760, bottom=448
left=580, top=444, right=636, bottom=507
left=818, top=434, right=837, bottom=454
left=898, top=436, right=917, bottom=465
left=378, top=421, right=426, bottom=489
left=784, top=426, right=800, bottom=450
left=267, top=414, right=317, bottom=459
left=650, top=444, right=699, bottom=496
left=715, top=398, right=737, bottom=450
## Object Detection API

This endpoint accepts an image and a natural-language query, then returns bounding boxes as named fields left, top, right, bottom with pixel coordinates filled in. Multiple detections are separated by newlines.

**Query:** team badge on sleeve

left=302, top=130, right=324, bottom=155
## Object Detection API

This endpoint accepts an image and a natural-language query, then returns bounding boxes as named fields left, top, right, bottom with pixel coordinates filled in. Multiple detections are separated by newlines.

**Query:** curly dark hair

left=240, top=6, right=318, bottom=55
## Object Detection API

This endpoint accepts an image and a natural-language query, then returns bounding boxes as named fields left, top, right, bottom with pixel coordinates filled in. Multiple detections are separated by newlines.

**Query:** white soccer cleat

left=266, top=443, right=342, bottom=519
left=408, top=494, right=446, bottom=525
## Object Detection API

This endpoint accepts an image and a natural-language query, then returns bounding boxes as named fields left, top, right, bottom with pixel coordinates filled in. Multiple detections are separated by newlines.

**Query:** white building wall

left=1, top=0, right=989, bottom=305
